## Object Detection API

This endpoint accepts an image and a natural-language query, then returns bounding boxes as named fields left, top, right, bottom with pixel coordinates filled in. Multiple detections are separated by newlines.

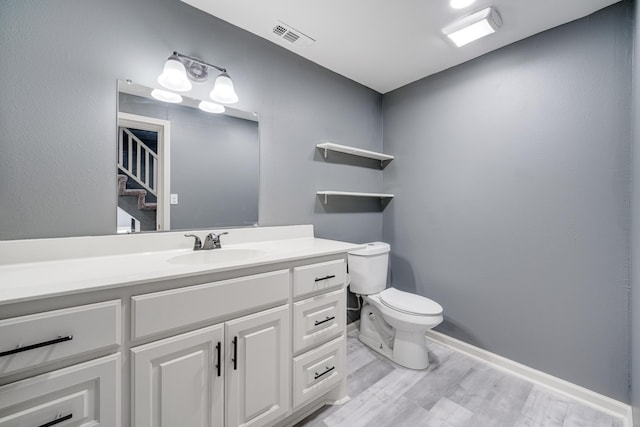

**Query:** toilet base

left=392, top=330, right=430, bottom=369
left=358, top=303, right=431, bottom=370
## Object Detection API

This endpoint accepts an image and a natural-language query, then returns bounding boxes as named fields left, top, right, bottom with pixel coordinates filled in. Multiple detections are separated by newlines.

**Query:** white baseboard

left=425, top=330, right=633, bottom=427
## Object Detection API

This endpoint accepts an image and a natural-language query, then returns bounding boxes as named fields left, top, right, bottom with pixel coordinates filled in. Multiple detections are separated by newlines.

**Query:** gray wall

left=119, top=93, right=260, bottom=229
left=383, top=2, right=632, bottom=402
left=0, top=0, right=383, bottom=244
left=632, top=0, right=640, bottom=422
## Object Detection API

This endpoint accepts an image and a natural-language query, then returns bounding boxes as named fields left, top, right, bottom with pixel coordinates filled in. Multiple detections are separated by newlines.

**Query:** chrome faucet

left=203, top=232, right=229, bottom=250
left=184, top=234, right=203, bottom=250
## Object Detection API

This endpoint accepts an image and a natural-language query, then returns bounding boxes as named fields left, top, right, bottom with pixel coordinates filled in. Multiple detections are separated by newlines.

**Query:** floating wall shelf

left=316, top=143, right=394, bottom=167
left=317, top=191, right=394, bottom=205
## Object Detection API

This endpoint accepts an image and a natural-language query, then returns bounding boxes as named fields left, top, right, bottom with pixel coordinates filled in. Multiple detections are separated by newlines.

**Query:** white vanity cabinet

left=131, top=305, right=290, bottom=427
left=0, top=230, right=358, bottom=427
left=226, top=305, right=290, bottom=427
left=0, top=354, right=120, bottom=426
left=131, top=269, right=291, bottom=427
left=131, top=324, right=225, bottom=427
left=290, top=260, right=348, bottom=412
left=0, top=301, right=122, bottom=427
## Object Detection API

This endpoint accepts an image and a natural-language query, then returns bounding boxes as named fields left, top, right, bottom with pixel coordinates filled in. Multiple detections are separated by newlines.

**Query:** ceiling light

left=151, top=89, right=182, bottom=103
left=210, top=73, right=239, bottom=104
left=199, top=100, right=225, bottom=114
left=157, top=51, right=239, bottom=104
left=157, top=54, right=192, bottom=92
left=449, top=0, right=475, bottom=9
left=443, top=7, right=502, bottom=47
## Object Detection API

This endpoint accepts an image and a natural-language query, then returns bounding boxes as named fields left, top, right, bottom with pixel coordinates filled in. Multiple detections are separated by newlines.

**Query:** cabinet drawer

left=293, top=289, right=346, bottom=354
left=293, top=260, right=345, bottom=298
left=292, top=335, right=345, bottom=409
left=0, top=300, right=121, bottom=376
left=0, top=353, right=120, bottom=426
left=132, top=270, right=289, bottom=340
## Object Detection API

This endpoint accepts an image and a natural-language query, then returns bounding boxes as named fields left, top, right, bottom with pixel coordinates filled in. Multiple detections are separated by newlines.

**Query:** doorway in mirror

left=116, top=113, right=171, bottom=233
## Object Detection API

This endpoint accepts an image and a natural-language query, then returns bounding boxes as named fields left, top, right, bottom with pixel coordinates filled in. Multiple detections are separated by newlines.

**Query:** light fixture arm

left=172, top=51, right=227, bottom=82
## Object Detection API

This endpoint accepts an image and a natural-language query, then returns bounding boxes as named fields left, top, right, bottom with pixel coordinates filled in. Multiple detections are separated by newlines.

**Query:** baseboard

left=425, top=330, right=633, bottom=427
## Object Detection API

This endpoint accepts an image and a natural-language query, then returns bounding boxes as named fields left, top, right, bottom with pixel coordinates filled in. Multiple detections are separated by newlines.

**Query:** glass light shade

left=151, top=89, right=183, bottom=103
left=449, top=0, right=475, bottom=9
left=210, top=73, right=239, bottom=104
left=199, top=101, right=225, bottom=114
left=157, top=57, right=192, bottom=92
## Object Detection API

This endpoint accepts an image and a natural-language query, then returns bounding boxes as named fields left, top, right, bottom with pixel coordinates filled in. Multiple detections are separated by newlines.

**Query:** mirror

left=116, top=81, right=260, bottom=233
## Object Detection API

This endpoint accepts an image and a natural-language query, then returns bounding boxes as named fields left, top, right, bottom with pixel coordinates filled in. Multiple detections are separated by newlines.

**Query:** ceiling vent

left=271, top=20, right=314, bottom=47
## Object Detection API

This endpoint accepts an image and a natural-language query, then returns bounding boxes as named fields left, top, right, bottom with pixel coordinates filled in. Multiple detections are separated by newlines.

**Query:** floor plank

left=297, top=334, right=625, bottom=427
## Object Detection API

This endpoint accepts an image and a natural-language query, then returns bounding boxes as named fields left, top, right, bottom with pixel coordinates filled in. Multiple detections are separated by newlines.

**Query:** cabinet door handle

left=0, top=335, right=73, bottom=358
left=39, top=413, right=72, bottom=427
left=314, top=316, right=336, bottom=326
left=215, top=341, right=221, bottom=377
left=232, top=336, right=238, bottom=370
left=314, top=275, right=336, bottom=282
left=314, top=366, right=335, bottom=380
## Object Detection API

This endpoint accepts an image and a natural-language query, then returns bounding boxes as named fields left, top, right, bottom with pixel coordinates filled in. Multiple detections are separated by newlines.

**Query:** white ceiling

left=181, top=0, right=621, bottom=94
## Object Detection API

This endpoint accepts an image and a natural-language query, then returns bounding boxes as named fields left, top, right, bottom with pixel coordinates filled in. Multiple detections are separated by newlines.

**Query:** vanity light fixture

left=443, top=7, right=502, bottom=47
left=449, top=0, right=475, bottom=9
left=198, top=100, right=225, bottom=114
left=157, top=51, right=239, bottom=104
left=151, top=88, right=183, bottom=103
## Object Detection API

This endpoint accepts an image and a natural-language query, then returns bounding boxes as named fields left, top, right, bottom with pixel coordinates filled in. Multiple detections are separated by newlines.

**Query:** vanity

left=0, top=225, right=361, bottom=427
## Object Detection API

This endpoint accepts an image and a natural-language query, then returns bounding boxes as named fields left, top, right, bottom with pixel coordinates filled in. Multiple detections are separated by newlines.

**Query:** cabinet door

left=131, top=324, right=224, bottom=427
left=226, top=305, right=290, bottom=427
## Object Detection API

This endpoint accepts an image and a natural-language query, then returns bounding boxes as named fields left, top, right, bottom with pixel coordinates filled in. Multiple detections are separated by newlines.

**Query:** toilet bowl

left=348, top=243, right=443, bottom=370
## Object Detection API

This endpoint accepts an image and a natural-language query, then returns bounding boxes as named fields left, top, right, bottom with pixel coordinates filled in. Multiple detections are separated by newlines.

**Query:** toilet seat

left=379, top=287, right=443, bottom=316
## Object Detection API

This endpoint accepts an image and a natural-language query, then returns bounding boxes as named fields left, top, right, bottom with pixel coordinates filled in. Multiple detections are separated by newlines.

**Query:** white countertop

left=0, top=226, right=363, bottom=306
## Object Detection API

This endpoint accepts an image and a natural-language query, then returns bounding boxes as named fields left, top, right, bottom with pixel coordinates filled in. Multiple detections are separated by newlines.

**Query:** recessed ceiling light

left=450, top=0, right=475, bottom=9
left=443, top=7, right=502, bottom=47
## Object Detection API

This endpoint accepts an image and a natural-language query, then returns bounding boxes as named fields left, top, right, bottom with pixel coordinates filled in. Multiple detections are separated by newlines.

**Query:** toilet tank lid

left=348, top=242, right=390, bottom=256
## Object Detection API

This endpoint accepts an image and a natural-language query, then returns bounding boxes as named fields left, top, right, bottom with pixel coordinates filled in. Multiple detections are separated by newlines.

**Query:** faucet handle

left=184, top=234, right=202, bottom=250
left=204, top=232, right=229, bottom=249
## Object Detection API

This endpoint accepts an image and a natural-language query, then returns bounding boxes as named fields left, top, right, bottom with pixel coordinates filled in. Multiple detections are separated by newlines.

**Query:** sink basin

left=167, top=248, right=266, bottom=266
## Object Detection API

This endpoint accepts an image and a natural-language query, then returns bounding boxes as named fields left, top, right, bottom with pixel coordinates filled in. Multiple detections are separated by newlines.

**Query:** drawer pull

left=215, top=341, right=221, bottom=377
left=314, top=366, right=335, bottom=380
left=314, top=316, right=336, bottom=326
left=39, top=413, right=72, bottom=427
left=232, top=336, right=238, bottom=370
left=314, top=275, right=336, bottom=282
left=0, top=335, right=73, bottom=358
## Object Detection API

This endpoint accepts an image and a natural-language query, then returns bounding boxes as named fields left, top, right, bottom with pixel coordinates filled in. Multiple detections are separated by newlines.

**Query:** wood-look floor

left=297, top=333, right=624, bottom=427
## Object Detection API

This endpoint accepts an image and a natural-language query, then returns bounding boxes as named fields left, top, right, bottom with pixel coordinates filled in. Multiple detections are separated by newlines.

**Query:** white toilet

left=348, top=242, right=443, bottom=370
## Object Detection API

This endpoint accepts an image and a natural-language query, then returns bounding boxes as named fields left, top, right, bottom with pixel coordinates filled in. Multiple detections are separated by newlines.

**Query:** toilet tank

left=348, top=242, right=390, bottom=295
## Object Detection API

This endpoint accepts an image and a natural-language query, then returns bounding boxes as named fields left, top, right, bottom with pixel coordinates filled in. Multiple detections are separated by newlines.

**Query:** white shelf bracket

left=323, top=193, right=328, bottom=204
left=323, top=148, right=328, bottom=159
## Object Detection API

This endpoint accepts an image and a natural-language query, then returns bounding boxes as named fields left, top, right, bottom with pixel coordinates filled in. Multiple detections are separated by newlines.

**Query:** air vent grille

left=271, top=20, right=314, bottom=47
left=283, top=31, right=300, bottom=43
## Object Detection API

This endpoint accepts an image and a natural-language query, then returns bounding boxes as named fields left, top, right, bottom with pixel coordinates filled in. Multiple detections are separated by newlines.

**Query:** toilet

left=348, top=242, right=443, bottom=370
